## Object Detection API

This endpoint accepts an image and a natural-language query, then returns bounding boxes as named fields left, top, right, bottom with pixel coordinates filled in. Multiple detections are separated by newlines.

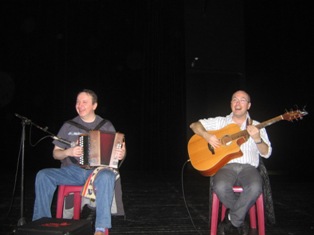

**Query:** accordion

left=78, top=130, right=124, bottom=169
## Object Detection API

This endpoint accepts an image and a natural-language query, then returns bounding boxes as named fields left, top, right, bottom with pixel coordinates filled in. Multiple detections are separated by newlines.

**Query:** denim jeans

left=32, top=164, right=116, bottom=229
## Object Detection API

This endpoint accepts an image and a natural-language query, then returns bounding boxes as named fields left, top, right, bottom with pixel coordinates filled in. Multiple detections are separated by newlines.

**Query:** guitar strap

left=244, top=118, right=253, bottom=140
left=247, top=117, right=252, bottom=126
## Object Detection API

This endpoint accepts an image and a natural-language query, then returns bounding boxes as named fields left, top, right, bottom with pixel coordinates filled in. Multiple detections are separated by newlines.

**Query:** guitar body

left=188, top=124, right=246, bottom=177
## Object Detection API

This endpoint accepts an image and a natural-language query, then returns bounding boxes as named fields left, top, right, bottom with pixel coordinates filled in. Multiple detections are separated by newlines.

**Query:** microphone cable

left=180, top=159, right=204, bottom=235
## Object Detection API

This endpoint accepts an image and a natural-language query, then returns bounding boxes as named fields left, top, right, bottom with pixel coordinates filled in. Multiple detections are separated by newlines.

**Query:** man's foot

left=237, top=221, right=249, bottom=235
left=94, top=229, right=108, bottom=235
left=81, top=204, right=96, bottom=227
left=217, top=209, right=238, bottom=235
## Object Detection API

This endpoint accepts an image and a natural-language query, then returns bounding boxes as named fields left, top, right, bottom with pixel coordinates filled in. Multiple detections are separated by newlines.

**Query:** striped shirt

left=199, top=112, right=272, bottom=168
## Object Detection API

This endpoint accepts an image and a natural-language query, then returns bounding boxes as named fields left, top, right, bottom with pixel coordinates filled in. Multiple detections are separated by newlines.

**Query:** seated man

left=32, top=89, right=126, bottom=235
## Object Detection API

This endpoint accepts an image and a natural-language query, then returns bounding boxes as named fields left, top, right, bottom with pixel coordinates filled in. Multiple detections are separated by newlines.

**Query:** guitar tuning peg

left=302, top=105, right=308, bottom=113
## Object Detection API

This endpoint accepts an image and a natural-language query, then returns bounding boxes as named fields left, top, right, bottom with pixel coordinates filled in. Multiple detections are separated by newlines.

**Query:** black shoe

left=81, top=204, right=96, bottom=225
left=218, top=209, right=238, bottom=235
left=237, top=221, right=249, bottom=235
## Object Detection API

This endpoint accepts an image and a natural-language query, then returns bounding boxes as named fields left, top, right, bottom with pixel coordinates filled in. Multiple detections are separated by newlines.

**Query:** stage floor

left=1, top=168, right=313, bottom=235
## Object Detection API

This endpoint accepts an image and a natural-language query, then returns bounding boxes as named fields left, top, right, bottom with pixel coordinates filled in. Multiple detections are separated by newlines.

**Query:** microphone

left=15, top=113, right=32, bottom=124
left=51, top=136, right=76, bottom=147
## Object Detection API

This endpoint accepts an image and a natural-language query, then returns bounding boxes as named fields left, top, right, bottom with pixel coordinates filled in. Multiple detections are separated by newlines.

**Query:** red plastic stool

left=210, top=186, right=265, bottom=235
left=56, top=185, right=84, bottom=220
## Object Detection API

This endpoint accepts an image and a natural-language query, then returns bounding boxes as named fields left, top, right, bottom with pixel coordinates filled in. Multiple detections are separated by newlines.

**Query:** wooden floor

left=1, top=166, right=314, bottom=235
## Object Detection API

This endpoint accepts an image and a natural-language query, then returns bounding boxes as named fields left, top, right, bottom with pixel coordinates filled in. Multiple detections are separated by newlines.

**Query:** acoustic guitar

left=187, top=109, right=308, bottom=177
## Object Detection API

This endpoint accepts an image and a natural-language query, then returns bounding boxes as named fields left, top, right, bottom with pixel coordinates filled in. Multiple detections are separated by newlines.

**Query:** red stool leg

left=221, top=205, right=227, bottom=221
left=210, top=192, right=220, bottom=235
left=249, top=204, right=257, bottom=229
left=73, top=191, right=82, bottom=220
left=256, top=194, right=265, bottom=235
left=56, top=185, right=65, bottom=219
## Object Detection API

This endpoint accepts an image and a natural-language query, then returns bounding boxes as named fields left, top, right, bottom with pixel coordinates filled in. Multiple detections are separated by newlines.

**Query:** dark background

left=0, top=0, right=313, bottom=180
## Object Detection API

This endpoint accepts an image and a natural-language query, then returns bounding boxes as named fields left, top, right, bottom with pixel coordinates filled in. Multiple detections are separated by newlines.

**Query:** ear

left=93, top=102, right=98, bottom=110
left=247, top=102, right=251, bottom=110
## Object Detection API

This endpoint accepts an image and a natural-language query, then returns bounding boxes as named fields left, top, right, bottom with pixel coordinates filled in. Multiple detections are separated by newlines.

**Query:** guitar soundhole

left=208, top=144, right=215, bottom=154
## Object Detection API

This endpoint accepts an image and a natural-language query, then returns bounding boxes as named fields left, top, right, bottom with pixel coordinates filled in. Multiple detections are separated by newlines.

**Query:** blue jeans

left=32, top=165, right=117, bottom=229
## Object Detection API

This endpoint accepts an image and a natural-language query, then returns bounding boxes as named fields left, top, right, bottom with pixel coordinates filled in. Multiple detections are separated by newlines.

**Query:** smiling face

left=230, top=90, right=251, bottom=119
left=75, top=91, right=98, bottom=122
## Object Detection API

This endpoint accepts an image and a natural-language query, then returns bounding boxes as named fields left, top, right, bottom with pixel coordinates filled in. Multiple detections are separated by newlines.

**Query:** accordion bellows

left=78, top=130, right=124, bottom=169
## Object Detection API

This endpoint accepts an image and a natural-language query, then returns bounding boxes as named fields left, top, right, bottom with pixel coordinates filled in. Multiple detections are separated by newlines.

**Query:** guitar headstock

left=282, top=108, right=308, bottom=121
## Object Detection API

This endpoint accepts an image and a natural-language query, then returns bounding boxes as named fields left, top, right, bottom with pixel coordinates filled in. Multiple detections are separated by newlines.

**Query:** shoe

left=86, top=208, right=96, bottom=221
left=94, top=232, right=104, bottom=235
left=81, top=204, right=96, bottom=224
left=94, top=229, right=108, bottom=235
left=217, top=209, right=238, bottom=235
left=237, top=221, right=249, bottom=235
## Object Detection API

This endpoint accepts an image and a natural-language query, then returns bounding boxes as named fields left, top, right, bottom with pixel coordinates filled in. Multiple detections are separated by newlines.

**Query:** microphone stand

left=14, top=114, right=72, bottom=226
left=16, top=117, right=28, bottom=226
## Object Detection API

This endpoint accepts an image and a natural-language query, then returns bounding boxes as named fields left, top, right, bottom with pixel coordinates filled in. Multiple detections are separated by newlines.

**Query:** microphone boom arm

left=15, top=113, right=72, bottom=146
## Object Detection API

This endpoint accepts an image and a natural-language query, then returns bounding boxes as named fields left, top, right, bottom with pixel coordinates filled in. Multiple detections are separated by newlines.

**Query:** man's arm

left=246, top=125, right=270, bottom=156
left=190, top=121, right=221, bottom=149
left=53, top=145, right=83, bottom=160
left=116, top=141, right=126, bottom=160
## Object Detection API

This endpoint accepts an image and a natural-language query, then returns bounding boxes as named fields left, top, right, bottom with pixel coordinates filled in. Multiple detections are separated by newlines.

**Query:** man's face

left=230, top=91, right=251, bottom=116
left=75, top=92, right=97, bottom=119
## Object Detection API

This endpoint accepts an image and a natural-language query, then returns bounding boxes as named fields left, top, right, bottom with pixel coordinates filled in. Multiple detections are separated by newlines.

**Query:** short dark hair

left=80, top=89, right=98, bottom=104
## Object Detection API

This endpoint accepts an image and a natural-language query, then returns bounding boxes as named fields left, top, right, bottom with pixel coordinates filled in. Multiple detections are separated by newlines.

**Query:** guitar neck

left=230, top=115, right=283, bottom=141
left=255, top=115, right=283, bottom=129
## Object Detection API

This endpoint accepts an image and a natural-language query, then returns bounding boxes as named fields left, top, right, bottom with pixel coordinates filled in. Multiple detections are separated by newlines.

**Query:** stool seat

left=56, top=185, right=84, bottom=220
left=210, top=186, right=265, bottom=235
